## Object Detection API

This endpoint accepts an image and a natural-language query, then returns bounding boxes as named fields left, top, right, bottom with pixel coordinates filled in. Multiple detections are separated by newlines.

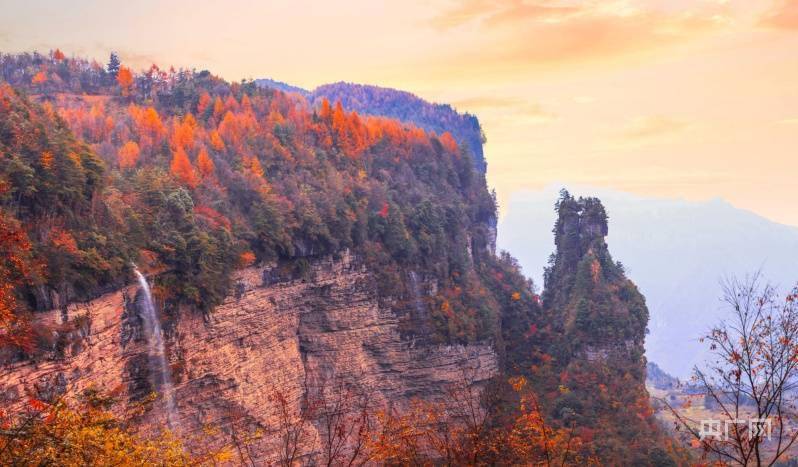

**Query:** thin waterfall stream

left=408, top=271, right=425, bottom=316
left=132, top=265, right=178, bottom=429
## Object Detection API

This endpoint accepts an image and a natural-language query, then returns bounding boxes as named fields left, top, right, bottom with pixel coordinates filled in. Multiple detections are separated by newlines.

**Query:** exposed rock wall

left=0, top=251, right=498, bottom=463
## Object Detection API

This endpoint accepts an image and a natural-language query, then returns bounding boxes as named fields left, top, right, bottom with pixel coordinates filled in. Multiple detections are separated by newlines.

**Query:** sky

left=1, top=0, right=797, bottom=225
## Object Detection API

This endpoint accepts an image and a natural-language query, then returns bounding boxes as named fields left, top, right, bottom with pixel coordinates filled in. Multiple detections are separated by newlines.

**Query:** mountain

left=0, top=52, right=671, bottom=464
left=647, top=361, right=680, bottom=391
left=256, top=79, right=487, bottom=172
left=498, top=186, right=798, bottom=378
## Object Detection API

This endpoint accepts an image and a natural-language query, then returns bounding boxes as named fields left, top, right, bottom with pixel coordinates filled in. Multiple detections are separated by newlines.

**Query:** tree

left=171, top=114, right=197, bottom=151
left=218, top=404, right=262, bottom=467
left=129, top=104, right=166, bottom=154
left=117, top=141, right=140, bottom=169
left=310, top=377, right=374, bottom=467
left=319, top=98, right=332, bottom=122
left=212, top=97, right=224, bottom=120
left=665, top=273, right=798, bottom=466
left=0, top=394, right=189, bottom=465
left=196, top=147, right=215, bottom=179
left=170, top=147, right=199, bottom=188
left=117, top=66, right=134, bottom=97
left=503, top=376, right=588, bottom=466
left=197, top=92, right=212, bottom=115
left=368, top=369, right=495, bottom=465
left=439, top=132, right=458, bottom=153
left=209, top=130, right=225, bottom=152
left=52, top=49, right=65, bottom=61
left=0, top=208, right=35, bottom=351
left=107, top=52, right=121, bottom=78
left=270, top=386, right=316, bottom=467
left=31, top=71, right=47, bottom=86
left=242, top=155, right=264, bottom=179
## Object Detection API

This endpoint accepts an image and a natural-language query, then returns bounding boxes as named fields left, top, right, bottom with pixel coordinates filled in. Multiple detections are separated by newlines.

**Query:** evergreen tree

left=107, top=52, right=120, bottom=78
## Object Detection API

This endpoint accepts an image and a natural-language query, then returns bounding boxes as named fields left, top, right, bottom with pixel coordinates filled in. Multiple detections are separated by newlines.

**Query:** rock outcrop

left=540, top=191, right=663, bottom=462
left=0, top=251, right=497, bottom=463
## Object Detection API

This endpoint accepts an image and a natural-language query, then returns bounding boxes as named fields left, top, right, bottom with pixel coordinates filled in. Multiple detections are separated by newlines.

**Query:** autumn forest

left=2, top=40, right=796, bottom=466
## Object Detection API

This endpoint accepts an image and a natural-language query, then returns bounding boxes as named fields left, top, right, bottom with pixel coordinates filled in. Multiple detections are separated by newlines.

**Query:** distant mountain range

left=498, top=186, right=798, bottom=378
left=255, top=79, right=486, bottom=171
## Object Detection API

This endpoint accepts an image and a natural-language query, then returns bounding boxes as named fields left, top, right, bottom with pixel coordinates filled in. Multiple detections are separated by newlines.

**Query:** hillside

left=256, top=79, right=487, bottom=172
left=0, top=51, right=673, bottom=464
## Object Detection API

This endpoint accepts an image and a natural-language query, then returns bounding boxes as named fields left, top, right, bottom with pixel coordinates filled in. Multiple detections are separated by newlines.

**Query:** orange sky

left=2, top=0, right=797, bottom=225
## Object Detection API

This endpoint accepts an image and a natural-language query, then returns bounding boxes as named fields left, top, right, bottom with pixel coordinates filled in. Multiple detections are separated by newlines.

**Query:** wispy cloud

left=517, top=103, right=558, bottom=124
left=573, top=96, right=596, bottom=104
left=428, top=0, right=731, bottom=72
left=618, top=115, right=691, bottom=141
left=452, top=96, right=518, bottom=109
left=453, top=96, right=558, bottom=124
left=760, top=0, right=798, bottom=30
left=430, top=0, right=580, bottom=30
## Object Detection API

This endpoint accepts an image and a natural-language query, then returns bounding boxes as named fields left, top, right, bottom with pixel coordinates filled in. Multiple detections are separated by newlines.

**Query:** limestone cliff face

left=0, top=251, right=497, bottom=462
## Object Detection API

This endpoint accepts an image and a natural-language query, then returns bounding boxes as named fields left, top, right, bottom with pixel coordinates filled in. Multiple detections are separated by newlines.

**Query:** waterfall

left=132, top=265, right=178, bottom=429
left=408, top=271, right=426, bottom=316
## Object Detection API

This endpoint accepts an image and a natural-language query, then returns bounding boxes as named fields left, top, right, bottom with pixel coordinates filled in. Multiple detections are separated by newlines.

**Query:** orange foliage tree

left=116, top=66, right=134, bottom=97
left=0, top=391, right=236, bottom=465
left=171, top=114, right=197, bottom=151
left=170, top=147, right=199, bottom=188
left=117, top=141, right=140, bottom=169
left=196, top=147, right=215, bottom=179
left=209, top=130, right=225, bottom=152
left=0, top=207, right=35, bottom=351
left=31, top=71, right=47, bottom=86
left=238, top=251, right=256, bottom=268
left=197, top=92, right=212, bottom=115
left=39, top=151, right=54, bottom=170
left=128, top=104, right=166, bottom=154
left=241, top=155, right=264, bottom=179
left=439, top=132, right=458, bottom=153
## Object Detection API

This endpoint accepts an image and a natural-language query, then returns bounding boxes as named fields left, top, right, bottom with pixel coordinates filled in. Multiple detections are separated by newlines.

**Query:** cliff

left=0, top=251, right=497, bottom=463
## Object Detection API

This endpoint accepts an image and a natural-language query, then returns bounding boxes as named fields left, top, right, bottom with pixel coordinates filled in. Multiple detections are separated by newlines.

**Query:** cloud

left=618, top=115, right=691, bottom=141
left=453, top=96, right=558, bottom=124
left=452, top=96, right=518, bottom=109
left=760, top=0, right=798, bottom=30
left=430, top=0, right=580, bottom=30
left=427, top=0, right=730, bottom=71
left=517, top=103, right=558, bottom=124
left=573, top=96, right=596, bottom=104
